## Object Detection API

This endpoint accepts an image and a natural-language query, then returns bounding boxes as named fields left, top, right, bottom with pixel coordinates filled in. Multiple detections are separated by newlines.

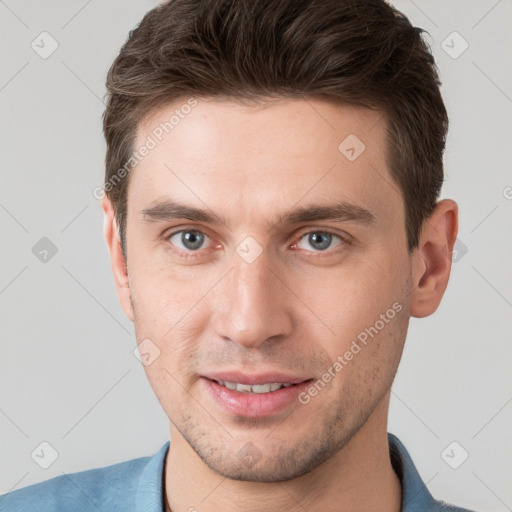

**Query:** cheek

left=128, top=253, right=212, bottom=336
left=135, top=316, right=206, bottom=416
left=300, top=250, right=410, bottom=355
left=315, top=263, right=405, bottom=317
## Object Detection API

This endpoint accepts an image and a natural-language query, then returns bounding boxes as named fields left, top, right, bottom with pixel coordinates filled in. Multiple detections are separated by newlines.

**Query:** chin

left=189, top=431, right=346, bottom=483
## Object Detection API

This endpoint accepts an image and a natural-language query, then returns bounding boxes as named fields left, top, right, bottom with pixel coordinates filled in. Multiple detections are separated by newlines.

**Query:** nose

left=211, top=251, right=293, bottom=349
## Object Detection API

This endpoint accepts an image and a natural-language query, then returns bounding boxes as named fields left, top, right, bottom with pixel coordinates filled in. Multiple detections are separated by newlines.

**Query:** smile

left=202, top=376, right=314, bottom=417
left=215, top=380, right=293, bottom=393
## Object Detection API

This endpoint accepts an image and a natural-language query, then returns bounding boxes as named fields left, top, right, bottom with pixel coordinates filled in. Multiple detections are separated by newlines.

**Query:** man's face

left=124, top=98, right=412, bottom=481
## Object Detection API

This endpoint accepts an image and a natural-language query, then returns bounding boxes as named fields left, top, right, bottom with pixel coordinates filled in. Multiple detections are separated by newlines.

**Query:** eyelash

left=164, top=227, right=348, bottom=259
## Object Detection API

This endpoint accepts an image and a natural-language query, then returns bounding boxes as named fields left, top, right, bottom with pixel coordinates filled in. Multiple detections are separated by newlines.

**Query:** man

left=0, top=0, right=476, bottom=510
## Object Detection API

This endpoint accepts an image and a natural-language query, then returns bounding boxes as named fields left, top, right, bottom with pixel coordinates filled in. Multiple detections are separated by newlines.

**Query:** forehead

left=137, top=97, right=384, bottom=161
left=127, top=97, right=402, bottom=226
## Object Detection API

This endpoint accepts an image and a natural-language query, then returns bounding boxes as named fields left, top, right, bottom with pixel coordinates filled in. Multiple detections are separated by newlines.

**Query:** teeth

left=252, top=384, right=273, bottom=393
left=216, top=380, right=294, bottom=393
left=223, top=381, right=237, bottom=391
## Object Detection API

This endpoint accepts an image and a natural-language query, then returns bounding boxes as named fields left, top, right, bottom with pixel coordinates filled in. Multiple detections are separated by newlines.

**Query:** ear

left=102, top=198, right=134, bottom=322
left=410, top=199, right=458, bottom=318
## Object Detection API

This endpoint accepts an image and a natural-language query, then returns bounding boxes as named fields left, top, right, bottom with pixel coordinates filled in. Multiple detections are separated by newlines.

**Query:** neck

left=164, top=395, right=401, bottom=512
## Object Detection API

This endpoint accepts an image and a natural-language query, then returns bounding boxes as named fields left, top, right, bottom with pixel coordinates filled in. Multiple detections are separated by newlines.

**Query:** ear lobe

left=102, top=198, right=134, bottom=322
left=410, top=199, right=458, bottom=318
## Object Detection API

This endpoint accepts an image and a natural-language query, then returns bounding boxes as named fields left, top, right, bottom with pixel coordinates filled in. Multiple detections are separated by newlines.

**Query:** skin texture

left=103, top=97, right=458, bottom=512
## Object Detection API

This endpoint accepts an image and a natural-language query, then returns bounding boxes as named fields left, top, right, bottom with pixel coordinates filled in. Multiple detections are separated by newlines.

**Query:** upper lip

left=202, top=371, right=311, bottom=386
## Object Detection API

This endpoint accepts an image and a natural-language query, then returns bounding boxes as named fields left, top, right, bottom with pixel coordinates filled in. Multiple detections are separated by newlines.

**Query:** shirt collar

left=135, top=441, right=169, bottom=512
left=388, top=432, right=438, bottom=510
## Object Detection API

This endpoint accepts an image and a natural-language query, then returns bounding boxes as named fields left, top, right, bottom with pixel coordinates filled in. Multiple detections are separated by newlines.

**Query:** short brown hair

left=103, top=0, right=448, bottom=254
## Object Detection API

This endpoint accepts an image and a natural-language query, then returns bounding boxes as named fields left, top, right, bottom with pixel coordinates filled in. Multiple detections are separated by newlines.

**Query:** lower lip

left=202, top=378, right=312, bottom=418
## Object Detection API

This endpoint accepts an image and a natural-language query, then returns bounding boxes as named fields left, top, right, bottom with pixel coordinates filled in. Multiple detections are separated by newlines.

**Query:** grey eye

left=297, top=232, right=342, bottom=252
left=169, top=230, right=209, bottom=251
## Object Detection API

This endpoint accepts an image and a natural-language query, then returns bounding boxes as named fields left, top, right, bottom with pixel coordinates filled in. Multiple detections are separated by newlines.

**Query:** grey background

left=0, top=1, right=511, bottom=510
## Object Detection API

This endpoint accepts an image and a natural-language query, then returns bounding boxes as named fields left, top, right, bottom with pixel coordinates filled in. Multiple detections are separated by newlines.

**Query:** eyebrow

left=141, top=199, right=375, bottom=228
left=278, top=202, right=375, bottom=225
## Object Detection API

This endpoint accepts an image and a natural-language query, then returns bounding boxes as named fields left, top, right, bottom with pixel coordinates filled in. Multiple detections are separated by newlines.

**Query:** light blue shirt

left=0, top=433, right=475, bottom=511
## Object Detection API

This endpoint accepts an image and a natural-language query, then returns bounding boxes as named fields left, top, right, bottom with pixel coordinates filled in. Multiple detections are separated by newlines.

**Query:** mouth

left=215, top=380, right=294, bottom=394
left=200, top=373, right=314, bottom=418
